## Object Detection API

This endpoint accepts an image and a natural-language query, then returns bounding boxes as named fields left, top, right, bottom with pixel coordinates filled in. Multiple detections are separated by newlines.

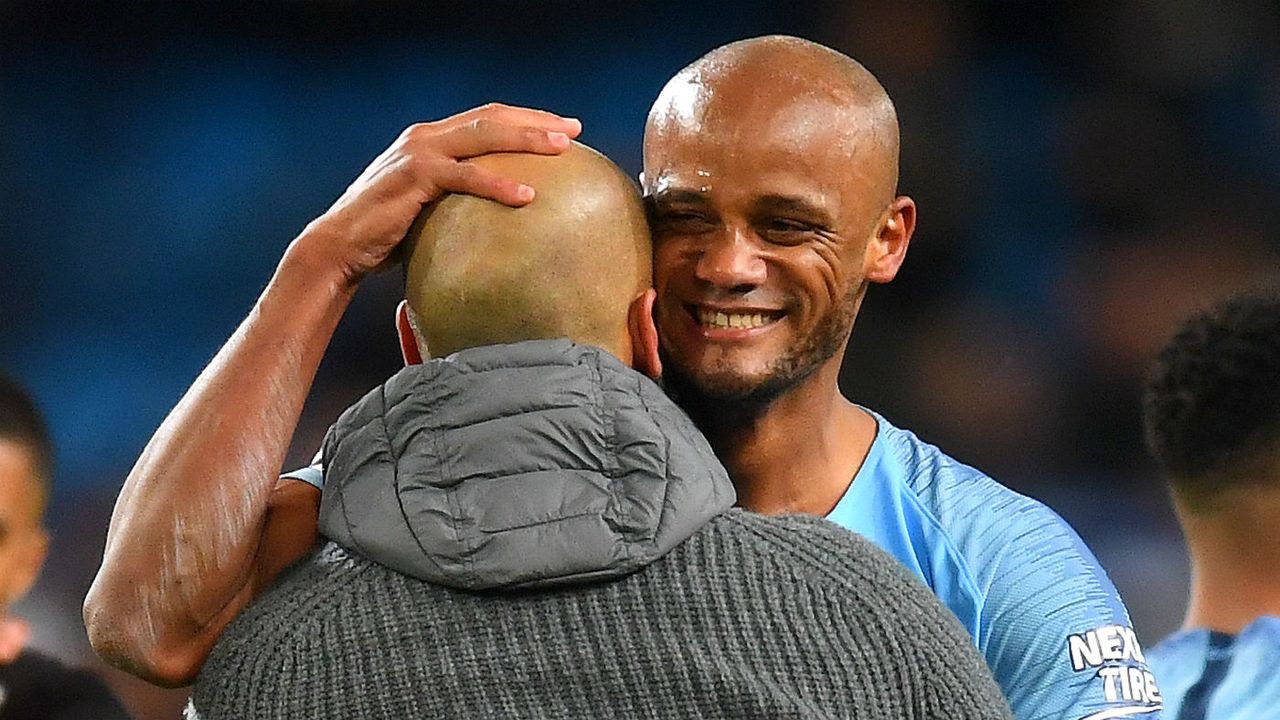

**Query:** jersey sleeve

left=977, top=497, right=1164, bottom=720
left=280, top=448, right=324, bottom=490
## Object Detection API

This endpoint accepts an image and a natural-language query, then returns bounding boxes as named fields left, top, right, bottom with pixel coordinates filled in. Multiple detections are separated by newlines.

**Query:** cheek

left=778, top=248, right=845, bottom=312
left=652, top=240, right=690, bottom=295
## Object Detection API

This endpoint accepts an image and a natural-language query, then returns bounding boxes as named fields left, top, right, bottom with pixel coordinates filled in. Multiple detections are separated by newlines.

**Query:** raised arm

left=83, top=105, right=581, bottom=687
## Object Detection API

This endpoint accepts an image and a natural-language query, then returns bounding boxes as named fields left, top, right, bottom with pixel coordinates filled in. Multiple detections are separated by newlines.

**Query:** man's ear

left=395, top=301, right=424, bottom=366
left=864, top=195, right=916, bottom=284
left=627, top=288, right=661, bottom=380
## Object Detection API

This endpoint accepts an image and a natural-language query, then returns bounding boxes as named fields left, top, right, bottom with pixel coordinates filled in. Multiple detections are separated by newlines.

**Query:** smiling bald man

left=641, top=37, right=1161, bottom=720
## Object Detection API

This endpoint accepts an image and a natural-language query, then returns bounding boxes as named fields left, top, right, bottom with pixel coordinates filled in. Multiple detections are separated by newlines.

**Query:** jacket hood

left=316, top=339, right=736, bottom=590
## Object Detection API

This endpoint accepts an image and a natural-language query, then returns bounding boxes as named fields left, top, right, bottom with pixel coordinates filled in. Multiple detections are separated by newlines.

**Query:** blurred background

left=2, top=0, right=1278, bottom=716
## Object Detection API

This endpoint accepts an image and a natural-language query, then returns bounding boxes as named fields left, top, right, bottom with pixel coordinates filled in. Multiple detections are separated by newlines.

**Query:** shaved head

left=642, top=35, right=915, bottom=410
left=647, top=35, right=901, bottom=206
left=404, top=142, right=651, bottom=361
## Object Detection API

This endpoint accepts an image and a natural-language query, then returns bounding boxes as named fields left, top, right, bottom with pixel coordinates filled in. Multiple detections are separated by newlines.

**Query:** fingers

left=445, top=102, right=581, bottom=138
left=434, top=118, right=573, bottom=160
left=403, top=103, right=585, bottom=207
left=433, top=160, right=535, bottom=207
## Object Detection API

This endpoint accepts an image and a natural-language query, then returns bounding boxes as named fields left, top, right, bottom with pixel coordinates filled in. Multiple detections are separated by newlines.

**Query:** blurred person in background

left=1142, top=288, right=1280, bottom=719
left=187, top=142, right=1010, bottom=720
left=0, top=374, right=129, bottom=719
left=86, top=34, right=1160, bottom=720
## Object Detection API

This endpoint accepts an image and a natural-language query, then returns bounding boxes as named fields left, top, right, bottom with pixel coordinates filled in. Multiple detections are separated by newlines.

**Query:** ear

left=627, top=288, right=662, bottom=380
left=395, top=301, right=424, bottom=366
left=864, top=195, right=916, bottom=284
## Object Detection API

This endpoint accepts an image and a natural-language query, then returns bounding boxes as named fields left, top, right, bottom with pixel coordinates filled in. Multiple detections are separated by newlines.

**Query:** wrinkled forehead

left=644, top=85, right=892, bottom=217
left=646, top=73, right=890, bottom=176
left=652, top=71, right=858, bottom=144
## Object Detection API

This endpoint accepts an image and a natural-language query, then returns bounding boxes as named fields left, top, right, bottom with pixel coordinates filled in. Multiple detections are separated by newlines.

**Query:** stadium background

left=2, top=1, right=1278, bottom=715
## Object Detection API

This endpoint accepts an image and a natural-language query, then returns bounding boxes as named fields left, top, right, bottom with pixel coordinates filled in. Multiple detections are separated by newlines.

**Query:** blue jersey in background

left=827, top=411, right=1163, bottom=720
left=1148, top=616, right=1280, bottom=720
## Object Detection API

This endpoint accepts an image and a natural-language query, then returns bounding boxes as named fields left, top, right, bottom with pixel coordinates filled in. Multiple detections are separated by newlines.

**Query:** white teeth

left=697, top=309, right=775, bottom=329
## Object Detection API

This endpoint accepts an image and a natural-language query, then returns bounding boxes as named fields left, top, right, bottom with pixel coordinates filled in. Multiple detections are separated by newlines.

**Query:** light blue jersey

left=1148, top=617, right=1280, bottom=720
left=828, top=411, right=1163, bottom=720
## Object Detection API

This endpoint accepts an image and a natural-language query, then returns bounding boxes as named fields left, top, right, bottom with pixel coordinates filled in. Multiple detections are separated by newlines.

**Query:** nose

left=694, top=228, right=767, bottom=292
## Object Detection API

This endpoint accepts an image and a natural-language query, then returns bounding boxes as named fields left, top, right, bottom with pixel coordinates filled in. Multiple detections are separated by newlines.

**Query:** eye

left=654, top=209, right=716, bottom=235
left=760, top=218, right=817, bottom=245
left=767, top=218, right=810, bottom=232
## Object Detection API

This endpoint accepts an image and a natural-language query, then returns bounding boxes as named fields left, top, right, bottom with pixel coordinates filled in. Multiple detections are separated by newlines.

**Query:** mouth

left=687, top=304, right=784, bottom=333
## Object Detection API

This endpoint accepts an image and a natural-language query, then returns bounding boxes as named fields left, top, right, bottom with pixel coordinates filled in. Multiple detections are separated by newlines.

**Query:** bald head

left=404, top=142, right=651, bottom=361
left=640, top=37, right=917, bottom=410
left=646, top=35, right=901, bottom=203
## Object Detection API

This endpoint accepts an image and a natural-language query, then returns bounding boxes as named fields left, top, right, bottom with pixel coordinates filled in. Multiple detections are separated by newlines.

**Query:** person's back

left=191, top=341, right=1007, bottom=719
left=189, top=141, right=1009, bottom=718
left=195, top=518, right=1003, bottom=718
left=1142, top=289, right=1280, bottom=719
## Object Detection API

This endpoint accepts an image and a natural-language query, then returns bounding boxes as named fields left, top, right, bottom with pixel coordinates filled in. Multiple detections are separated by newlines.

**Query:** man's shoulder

left=868, top=411, right=1086, bottom=569
left=690, top=510, right=954, bottom=615
left=683, top=511, right=1010, bottom=716
left=0, top=649, right=128, bottom=719
left=871, top=412, right=1040, bottom=517
left=1149, top=619, right=1280, bottom=720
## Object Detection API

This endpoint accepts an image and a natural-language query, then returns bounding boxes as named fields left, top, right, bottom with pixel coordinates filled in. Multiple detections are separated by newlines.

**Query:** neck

left=1178, top=486, right=1280, bottom=634
left=689, top=361, right=877, bottom=516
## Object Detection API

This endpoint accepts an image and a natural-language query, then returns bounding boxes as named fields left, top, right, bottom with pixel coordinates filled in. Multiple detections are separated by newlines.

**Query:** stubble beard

left=660, top=298, right=857, bottom=428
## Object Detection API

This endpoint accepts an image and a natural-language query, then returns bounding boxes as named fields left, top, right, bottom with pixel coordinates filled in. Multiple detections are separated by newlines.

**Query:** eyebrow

left=647, top=188, right=709, bottom=206
left=648, top=189, right=837, bottom=228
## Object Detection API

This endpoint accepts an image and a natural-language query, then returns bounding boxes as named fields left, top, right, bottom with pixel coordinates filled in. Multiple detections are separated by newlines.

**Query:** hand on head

left=398, top=142, right=659, bottom=375
left=298, top=103, right=582, bottom=288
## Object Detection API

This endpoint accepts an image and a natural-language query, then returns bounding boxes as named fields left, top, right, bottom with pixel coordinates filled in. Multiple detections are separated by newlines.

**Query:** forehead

left=645, top=82, right=886, bottom=214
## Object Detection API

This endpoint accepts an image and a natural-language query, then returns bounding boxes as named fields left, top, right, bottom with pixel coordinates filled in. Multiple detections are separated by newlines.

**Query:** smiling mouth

left=690, top=305, right=784, bottom=330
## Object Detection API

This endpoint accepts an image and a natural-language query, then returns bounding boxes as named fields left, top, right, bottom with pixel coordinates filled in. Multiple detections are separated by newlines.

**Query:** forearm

left=84, top=235, right=351, bottom=685
left=83, top=105, right=581, bottom=686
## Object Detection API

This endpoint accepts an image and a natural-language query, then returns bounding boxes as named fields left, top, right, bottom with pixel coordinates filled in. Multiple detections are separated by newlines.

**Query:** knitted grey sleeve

left=721, top=511, right=1014, bottom=719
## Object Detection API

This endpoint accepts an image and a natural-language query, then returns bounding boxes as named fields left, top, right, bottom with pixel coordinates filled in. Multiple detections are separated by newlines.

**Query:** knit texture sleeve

left=724, top=512, right=1013, bottom=720
left=193, top=512, right=1015, bottom=719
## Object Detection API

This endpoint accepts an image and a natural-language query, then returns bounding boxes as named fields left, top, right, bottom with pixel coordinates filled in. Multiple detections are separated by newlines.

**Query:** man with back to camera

left=85, top=35, right=1159, bottom=720
left=186, top=141, right=1011, bottom=719
left=0, top=374, right=130, bottom=719
left=1141, top=289, right=1280, bottom=719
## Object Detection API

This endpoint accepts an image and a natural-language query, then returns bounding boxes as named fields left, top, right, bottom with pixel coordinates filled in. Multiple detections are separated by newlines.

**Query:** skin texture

left=643, top=36, right=916, bottom=514
left=0, top=440, right=48, bottom=665
left=1174, top=458, right=1280, bottom=633
left=84, top=104, right=585, bottom=687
